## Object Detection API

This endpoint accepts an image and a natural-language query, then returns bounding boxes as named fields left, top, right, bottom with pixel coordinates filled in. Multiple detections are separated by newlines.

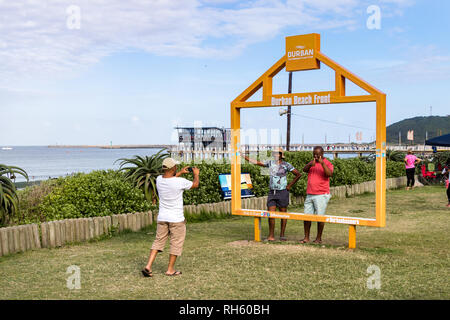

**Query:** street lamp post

left=286, top=72, right=292, bottom=151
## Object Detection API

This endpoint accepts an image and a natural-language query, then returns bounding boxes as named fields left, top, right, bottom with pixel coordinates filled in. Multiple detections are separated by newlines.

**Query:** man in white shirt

left=142, top=158, right=199, bottom=277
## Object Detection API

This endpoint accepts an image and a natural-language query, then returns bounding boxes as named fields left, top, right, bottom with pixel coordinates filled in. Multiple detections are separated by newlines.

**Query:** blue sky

left=1, top=0, right=449, bottom=146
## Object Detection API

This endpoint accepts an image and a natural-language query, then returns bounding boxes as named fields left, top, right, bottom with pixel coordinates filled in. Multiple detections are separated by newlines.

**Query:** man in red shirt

left=300, top=146, right=334, bottom=244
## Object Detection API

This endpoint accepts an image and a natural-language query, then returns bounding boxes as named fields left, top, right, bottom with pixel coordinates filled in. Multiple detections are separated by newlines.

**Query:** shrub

left=432, top=151, right=450, bottom=166
left=116, top=149, right=169, bottom=204
left=0, top=164, right=28, bottom=226
left=386, top=160, right=407, bottom=178
left=38, top=170, right=151, bottom=221
left=16, top=178, right=62, bottom=225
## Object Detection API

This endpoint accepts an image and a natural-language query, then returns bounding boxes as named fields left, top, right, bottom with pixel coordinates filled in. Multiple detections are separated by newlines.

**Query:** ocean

left=0, top=146, right=161, bottom=182
left=1, top=146, right=360, bottom=183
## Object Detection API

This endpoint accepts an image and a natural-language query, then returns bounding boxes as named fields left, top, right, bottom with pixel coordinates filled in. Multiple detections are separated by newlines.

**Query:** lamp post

left=279, top=72, right=293, bottom=151
left=287, top=72, right=292, bottom=151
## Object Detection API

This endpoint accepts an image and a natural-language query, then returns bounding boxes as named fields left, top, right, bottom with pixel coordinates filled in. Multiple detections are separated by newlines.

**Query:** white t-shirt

left=156, top=175, right=193, bottom=223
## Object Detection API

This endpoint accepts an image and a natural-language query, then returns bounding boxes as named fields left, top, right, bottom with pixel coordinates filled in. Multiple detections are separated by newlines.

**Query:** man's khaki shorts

left=151, top=220, right=186, bottom=256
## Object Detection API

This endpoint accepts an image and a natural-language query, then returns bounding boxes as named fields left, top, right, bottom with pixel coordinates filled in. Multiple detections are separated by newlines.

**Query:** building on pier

left=175, top=126, right=231, bottom=152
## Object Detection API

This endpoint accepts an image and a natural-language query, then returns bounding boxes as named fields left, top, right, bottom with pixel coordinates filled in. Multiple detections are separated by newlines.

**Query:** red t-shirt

left=306, top=158, right=334, bottom=195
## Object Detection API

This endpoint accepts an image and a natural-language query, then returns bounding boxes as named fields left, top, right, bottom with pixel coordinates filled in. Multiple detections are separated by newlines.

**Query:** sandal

left=141, top=268, right=153, bottom=278
left=279, top=236, right=287, bottom=241
left=166, top=270, right=182, bottom=276
left=299, top=239, right=309, bottom=244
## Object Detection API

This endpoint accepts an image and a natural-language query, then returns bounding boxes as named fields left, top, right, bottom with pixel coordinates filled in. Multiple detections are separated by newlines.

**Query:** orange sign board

left=285, top=33, right=320, bottom=71
left=271, top=91, right=333, bottom=106
left=231, top=33, right=387, bottom=249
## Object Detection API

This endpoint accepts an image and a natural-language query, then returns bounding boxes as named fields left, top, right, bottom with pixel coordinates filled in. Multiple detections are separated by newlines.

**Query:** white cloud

left=0, top=0, right=413, bottom=82
left=356, top=45, right=450, bottom=82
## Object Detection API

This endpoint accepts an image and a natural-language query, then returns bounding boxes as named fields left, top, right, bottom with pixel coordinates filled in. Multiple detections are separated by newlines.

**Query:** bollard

left=19, top=226, right=26, bottom=252
left=41, top=223, right=48, bottom=248
left=122, top=214, right=128, bottom=230
left=78, top=219, right=84, bottom=240
left=7, top=228, right=14, bottom=253
left=68, top=220, right=74, bottom=243
left=136, top=213, right=142, bottom=231
left=93, top=218, right=100, bottom=237
left=112, top=215, right=119, bottom=230
left=54, top=221, right=61, bottom=247
left=24, top=225, right=32, bottom=251
left=13, top=226, right=20, bottom=253
left=142, top=212, right=146, bottom=228
left=105, top=216, right=111, bottom=234
left=148, top=211, right=153, bottom=225
left=60, top=220, right=66, bottom=246
left=118, top=215, right=125, bottom=232
left=88, top=218, right=95, bottom=239
left=127, top=213, right=134, bottom=231
left=0, top=228, right=9, bottom=256
left=72, top=219, right=79, bottom=242
left=82, top=218, right=88, bottom=241
left=32, top=224, right=41, bottom=249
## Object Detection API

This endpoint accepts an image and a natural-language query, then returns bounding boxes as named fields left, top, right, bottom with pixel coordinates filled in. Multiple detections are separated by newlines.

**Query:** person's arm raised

left=176, top=166, right=190, bottom=177
left=191, top=167, right=200, bottom=189
left=318, top=156, right=333, bottom=177
left=243, top=155, right=266, bottom=167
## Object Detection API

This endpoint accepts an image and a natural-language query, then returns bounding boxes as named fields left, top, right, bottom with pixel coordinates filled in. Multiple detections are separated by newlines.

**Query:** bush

left=38, top=170, right=151, bottom=221
left=432, top=151, right=450, bottom=166
left=0, top=164, right=28, bottom=226
left=16, top=179, right=63, bottom=225
left=386, top=160, right=407, bottom=178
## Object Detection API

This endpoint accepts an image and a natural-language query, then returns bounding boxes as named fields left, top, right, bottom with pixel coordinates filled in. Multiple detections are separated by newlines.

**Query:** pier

left=47, top=143, right=449, bottom=161
left=168, top=143, right=450, bottom=162
left=48, top=144, right=174, bottom=149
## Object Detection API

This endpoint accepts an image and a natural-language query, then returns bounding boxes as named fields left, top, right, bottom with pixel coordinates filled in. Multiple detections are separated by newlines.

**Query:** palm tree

left=116, top=150, right=169, bottom=204
left=386, top=149, right=406, bottom=162
left=0, top=164, right=28, bottom=226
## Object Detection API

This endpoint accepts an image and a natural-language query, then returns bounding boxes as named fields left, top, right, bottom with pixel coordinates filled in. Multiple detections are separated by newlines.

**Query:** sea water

left=0, top=146, right=160, bottom=182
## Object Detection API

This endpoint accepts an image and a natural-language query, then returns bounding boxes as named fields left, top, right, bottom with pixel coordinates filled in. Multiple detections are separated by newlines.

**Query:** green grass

left=0, top=186, right=449, bottom=300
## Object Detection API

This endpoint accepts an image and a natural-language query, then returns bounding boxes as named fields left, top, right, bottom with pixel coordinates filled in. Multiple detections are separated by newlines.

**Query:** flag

left=407, top=130, right=414, bottom=141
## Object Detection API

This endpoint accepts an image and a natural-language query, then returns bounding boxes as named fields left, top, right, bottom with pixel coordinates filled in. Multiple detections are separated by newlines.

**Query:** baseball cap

left=162, top=158, right=180, bottom=170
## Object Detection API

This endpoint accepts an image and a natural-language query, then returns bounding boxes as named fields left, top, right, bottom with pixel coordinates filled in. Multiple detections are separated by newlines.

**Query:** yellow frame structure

left=230, top=36, right=386, bottom=249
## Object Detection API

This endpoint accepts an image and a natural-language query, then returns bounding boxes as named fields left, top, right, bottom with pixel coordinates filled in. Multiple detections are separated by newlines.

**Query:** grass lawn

left=0, top=186, right=449, bottom=300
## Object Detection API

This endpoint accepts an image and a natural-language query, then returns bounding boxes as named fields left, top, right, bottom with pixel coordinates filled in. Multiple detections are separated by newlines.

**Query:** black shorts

left=267, top=189, right=290, bottom=209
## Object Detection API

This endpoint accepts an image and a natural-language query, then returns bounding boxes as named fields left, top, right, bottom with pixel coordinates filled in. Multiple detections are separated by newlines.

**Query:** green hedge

left=37, top=170, right=151, bottom=222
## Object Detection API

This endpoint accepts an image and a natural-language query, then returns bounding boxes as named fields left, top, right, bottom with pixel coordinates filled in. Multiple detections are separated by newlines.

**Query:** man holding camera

left=142, top=158, right=199, bottom=277
left=300, top=146, right=333, bottom=244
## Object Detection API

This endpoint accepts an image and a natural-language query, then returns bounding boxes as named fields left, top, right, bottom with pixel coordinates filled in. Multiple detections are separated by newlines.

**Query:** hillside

left=387, top=115, right=450, bottom=145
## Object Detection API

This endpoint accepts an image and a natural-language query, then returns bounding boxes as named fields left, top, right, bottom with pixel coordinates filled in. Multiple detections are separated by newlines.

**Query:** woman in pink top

left=404, top=149, right=421, bottom=190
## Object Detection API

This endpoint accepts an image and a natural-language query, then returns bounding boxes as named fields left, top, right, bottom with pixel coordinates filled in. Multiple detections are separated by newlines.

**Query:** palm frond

left=115, top=151, right=169, bottom=205
left=0, top=164, right=28, bottom=226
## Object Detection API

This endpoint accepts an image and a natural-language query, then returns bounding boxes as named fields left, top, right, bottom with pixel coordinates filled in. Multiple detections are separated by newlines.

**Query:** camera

left=188, top=167, right=193, bottom=173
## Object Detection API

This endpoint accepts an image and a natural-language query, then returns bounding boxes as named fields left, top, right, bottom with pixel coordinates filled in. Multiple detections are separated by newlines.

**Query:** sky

left=1, top=0, right=449, bottom=146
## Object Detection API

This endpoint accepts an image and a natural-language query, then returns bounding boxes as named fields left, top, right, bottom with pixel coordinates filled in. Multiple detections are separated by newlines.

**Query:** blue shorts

left=304, top=194, right=331, bottom=215
left=267, top=189, right=290, bottom=209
